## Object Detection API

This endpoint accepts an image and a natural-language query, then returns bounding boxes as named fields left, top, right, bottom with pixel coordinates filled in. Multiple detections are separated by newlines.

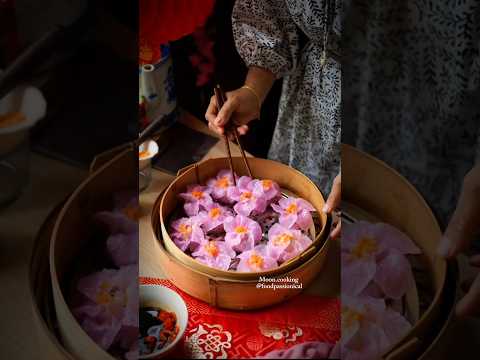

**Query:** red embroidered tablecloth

left=140, top=277, right=340, bottom=359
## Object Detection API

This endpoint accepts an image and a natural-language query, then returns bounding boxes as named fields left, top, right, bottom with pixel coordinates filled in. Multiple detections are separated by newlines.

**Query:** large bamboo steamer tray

left=342, top=144, right=456, bottom=360
left=153, top=156, right=332, bottom=310
left=29, top=202, right=76, bottom=360
left=49, top=146, right=136, bottom=360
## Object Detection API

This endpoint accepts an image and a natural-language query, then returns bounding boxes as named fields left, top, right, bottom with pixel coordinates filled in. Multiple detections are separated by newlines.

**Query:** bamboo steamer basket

left=342, top=144, right=456, bottom=360
left=49, top=146, right=136, bottom=360
left=29, top=202, right=76, bottom=360
left=152, top=156, right=332, bottom=310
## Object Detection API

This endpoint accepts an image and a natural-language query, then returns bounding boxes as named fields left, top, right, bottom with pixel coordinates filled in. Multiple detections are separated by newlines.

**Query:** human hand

left=205, top=86, right=260, bottom=138
left=324, top=174, right=341, bottom=240
left=437, top=165, right=480, bottom=317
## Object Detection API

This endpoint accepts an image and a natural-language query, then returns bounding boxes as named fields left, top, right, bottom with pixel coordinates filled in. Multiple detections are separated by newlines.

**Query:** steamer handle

left=177, top=163, right=196, bottom=177
left=176, top=161, right=203, bottom=184
left=89, top=143, right=131, bottom=173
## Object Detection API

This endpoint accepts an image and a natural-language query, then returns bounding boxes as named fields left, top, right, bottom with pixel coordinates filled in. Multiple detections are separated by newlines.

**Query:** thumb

left=439, top=166, right=480, bottom=258
left=323, top=174, right=341, bottom=213
left=216, top=96, right=238, bottom=127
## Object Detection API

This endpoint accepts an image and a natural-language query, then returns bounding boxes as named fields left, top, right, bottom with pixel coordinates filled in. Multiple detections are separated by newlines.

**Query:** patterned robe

left=343, top=0, right=480, bottom=226
left=232, top=0, right=341, bottom=193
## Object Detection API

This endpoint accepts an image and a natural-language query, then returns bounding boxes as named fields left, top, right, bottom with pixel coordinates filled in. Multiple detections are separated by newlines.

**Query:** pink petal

left=237, top=176, right=252, bottom=188
left=223, top=216, right=235, bottom=233
left=296, top=210, right=313, bottom=230
left=279, top=214, right=297, bottom=229
left=184, top=201, right=199, bottom=216
left=271, top=203, right=283, bottom=214
left=373, top=251, right=415, bottom=299
left=225, top=232, right=242, bottom=250
left=374, top=223, right=421, bottom=255
left=234, top=201, right=255, bottom=216
left=278, top=197, right=292, bottom=209
left=341, top=254, right=377, bottom=296
left=297, top=198, right=316, bottom=211
left=382, top=308, right=412, bottom=344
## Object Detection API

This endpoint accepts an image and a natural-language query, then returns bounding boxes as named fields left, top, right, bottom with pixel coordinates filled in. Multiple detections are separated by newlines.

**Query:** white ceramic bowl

left=139, top=139, right=159, bottom=171
left=139, top=284, right=188, bottom=359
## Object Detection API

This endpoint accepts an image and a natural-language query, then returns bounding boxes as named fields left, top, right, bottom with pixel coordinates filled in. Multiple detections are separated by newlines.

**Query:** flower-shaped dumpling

left=271, top=197, right=315, bottom=230
left=252, top=178, right=280, bottom=202
left=73, top=265, right=138, bottom=351
left=224, top=214, right=262, bottom=252
left=237, top=245, right=278, bottom=272
left=170, top=216, right=205, bottom=251
left=192, top=240, right=236, bottom=270
left=341, top=221, right=421, bottom=299
left=206, top=169, right=238, bottom=202
left=227, top=176, right=267, bottom=216
left=197, top=202, right=233, bottom=233
left=267, top=223, right=312, bottom=262
left=179, top=184, right=213, bottom=216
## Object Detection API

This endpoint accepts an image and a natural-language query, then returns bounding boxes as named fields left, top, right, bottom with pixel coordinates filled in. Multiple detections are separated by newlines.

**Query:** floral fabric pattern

left=343, top=0, right=480, bottom=226
left=232, top=0, right=341, bottom=193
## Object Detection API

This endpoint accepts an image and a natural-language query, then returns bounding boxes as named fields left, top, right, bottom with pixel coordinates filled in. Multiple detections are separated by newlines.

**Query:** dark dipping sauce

left=139, top=307, right=179, bottom=355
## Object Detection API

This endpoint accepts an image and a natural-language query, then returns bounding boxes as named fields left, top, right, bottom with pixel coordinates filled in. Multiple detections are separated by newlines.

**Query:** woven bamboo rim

left=158, top=157, right=330, bottom=281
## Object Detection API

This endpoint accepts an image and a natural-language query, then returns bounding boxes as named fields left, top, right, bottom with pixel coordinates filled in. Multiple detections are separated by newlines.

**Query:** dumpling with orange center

left=192, top=240, right=235, bottom=271
left=206, top=169, right=237, bottom=201
left=74, top=265, right=137, bottom=349
left=179, top=185, right=213, bottom=216
left=196, top=202, right=232, bottom=233
left=271, top=197, right=315, bottom=231
left=267, top=223, right=312, bottom=263
left=227, top=176, right=268, bottom=216
left=252, top=178, right=280, bottom=201
left=341, top=221, right=421, bottom=299
left=224, top=214, right=262, bottom=252
left=237, top=245, right=278, bottom=272
left=170, top=217, right=205, bottom=251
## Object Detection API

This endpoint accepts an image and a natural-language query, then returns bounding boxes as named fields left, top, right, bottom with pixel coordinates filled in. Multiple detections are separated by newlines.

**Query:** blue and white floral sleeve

left=232, top=0, right=300, bottom=78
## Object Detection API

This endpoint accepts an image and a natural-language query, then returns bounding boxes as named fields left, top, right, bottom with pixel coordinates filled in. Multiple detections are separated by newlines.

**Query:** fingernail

left=322, top=204, right=330, bottom=213
left=215, top=117, right=222, bottom=125
left=437, top=236, right=451, bottom=258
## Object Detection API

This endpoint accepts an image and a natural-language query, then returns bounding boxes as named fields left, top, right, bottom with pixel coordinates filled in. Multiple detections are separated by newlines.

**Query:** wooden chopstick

left=218, top=87, right=253, bottom=178
left=215, top=84, right=253, bottom=179
left=214, top=85, right=237, bottom=186
left=232, top=128, right=252, bottom=177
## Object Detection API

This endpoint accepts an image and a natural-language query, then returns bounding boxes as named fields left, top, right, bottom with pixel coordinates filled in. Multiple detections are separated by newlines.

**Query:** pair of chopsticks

left=213, top=84, right=252, bottom=185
